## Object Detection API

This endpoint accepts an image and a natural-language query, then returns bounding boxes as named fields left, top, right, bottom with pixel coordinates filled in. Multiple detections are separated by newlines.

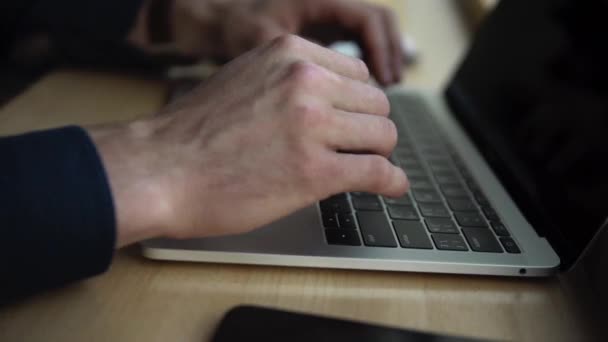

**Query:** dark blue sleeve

left=0, top=126, right=116, bottom=302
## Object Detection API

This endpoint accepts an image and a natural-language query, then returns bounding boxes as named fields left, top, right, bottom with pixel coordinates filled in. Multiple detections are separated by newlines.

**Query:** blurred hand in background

left=130, top=0, right=404, bottom=86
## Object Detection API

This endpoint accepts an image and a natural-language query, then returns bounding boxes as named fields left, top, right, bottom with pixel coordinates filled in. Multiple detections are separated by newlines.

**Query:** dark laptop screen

left=446, top=0, right=608, bottom=267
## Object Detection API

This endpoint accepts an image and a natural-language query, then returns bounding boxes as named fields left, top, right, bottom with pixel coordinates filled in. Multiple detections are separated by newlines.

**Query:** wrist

left=87, top=120, right=172, bottom=248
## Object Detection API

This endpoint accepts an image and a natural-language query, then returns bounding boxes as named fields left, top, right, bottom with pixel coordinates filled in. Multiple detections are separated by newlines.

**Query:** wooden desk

left=0, top=1, right=589, bottom=341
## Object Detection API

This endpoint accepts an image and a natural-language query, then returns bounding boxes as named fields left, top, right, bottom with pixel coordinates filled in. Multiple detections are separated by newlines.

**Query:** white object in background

left=329, top=34, right=419, bottom=65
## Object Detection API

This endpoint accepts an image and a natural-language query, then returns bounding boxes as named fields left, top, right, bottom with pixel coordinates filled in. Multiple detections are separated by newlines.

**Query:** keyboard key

left=396, top=136, right=411, bottom=147
left=464, top=179, right=479, bottom=191
left=320, top=198, right=351, bottom=214
left=462, top=228, right=503, bottom=253
left=357, top=212, right=398, bottom=247
left=414, top=134, right=438, bottom=144
left=410, top=177, right=435, bottom=190
left=337, top=213, right=357, bottom=230
left=351, top=192, right=376, bottom=198
left=413, top=189, right=442, bottom=203
left=409, top=174, right=432, bottom=182
left=393, top=221, right=433, bottom=249
left=481, top=206, right=500, bottom=221
left=402, top=167, right=426, bottom=178
left=352, top=196, right=383, bottom=211
left=440, top=185, right=469, bottom=198
left=435, top=172, right=461, bottom=185
left=383, top=195, right=412, bottom=206
left=491, top=221, right=510, bottom=237
left=418, top=203, right=451, bottom=218
left=500, top=237, right=521, bottom=253
left=387, top=205, right=420, bottom=220
left=422, top=148, right=448, bottom=159
left=428, top=160, right=453, bottom=172
left=425, top=218, right=459, bottom=234
left=326, top=193, right=348, bottom=201
left=452, top=155, right=465, bottom=167
left=447, top=198, right=477, bottom=212
left=322, top=212, right=339, bottom=228
left=395, top=143, right=415, bottom=151
left=417, top=136, right=441, bottom=146
left=400, top=157, right=422, bottom=169
left=431, top=234, right=469, bottom=251
left=473, top=190, right=490, bottom=205
left=455, top=212, right=488, bottom=228
left=425, top=155, right=450, bottom=163
left=325, top=229, right=361, bottom=246
left=394, top=146, right=416, bottom=157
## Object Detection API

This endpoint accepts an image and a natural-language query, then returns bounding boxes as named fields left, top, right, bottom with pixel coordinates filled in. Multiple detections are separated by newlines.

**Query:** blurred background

left=0, top=0, right=498, bottom=108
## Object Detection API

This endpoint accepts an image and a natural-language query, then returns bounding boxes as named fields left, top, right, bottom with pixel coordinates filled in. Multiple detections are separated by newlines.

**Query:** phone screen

left=211, top=306, right=489, bottom=342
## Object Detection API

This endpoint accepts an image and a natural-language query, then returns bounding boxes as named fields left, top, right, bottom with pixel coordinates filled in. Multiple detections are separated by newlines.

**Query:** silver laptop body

left=141, top=86, right=560, bottom=277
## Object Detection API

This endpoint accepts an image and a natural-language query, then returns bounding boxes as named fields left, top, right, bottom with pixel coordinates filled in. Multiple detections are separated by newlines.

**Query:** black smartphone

left=211, top=306, right=490, bottom=342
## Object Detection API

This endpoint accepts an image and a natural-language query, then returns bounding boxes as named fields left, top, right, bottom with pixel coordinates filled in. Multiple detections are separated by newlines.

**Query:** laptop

left=142, top=0, right=608, bottom=277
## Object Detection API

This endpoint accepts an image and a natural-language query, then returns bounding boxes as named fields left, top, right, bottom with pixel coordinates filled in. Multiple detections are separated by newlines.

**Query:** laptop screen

left=446, top=0, right=608, bottom=267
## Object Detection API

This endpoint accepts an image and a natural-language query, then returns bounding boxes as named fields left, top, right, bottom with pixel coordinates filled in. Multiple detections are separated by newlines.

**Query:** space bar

left=356, top=212, right=398, bottom=247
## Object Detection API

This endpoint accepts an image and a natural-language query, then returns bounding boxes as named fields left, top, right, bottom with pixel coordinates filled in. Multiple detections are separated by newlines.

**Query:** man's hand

left=130, top=0, right=404, bottom=86
left=89, top=35, right=408, bottom=247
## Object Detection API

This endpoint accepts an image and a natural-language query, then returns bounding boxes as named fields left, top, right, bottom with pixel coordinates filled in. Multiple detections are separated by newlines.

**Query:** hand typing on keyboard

left=88, top=35, right=408, bottom=247
left=320, top=94, right=520, bottom=254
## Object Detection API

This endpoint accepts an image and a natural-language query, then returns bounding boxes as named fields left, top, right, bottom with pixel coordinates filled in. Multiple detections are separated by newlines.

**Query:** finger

left=359, top=12, right=392, bottom=86
left=270, top=35, right=370, bottom=81
left=330, top=153, right=409, bottom=197
left=328, top=73, right=389, bottom=115
left=324, top=110, right=397, bottom=157
left=326, top=5, right=393, bottom=85
left=382, top=9, right=404, bottom=83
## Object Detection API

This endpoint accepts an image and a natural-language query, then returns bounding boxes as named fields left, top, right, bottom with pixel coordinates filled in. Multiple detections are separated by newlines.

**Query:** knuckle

left=286, top=60, right=324, bottom=88
left=292, top=101, right=327, bottom=130
left=253, top=25, right=277, bottom=43
left=270, top=34, right=301, bottom=53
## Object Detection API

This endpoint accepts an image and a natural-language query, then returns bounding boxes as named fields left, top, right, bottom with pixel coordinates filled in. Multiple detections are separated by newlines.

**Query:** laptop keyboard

left=320, top=93, right=521, bottom=254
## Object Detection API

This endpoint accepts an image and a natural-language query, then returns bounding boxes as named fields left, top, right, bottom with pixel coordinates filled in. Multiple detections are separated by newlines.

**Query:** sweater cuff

left=0, top=126, right=116, bottom=300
